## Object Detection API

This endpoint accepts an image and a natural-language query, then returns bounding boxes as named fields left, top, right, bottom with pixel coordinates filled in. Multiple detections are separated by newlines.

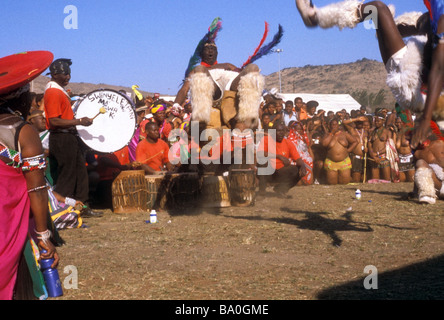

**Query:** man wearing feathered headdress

left=175, top=18, right=282, bottom=130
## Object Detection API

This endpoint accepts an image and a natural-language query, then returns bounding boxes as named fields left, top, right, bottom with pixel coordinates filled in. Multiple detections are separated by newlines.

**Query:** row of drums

left=111, top=169, right=257, bottom=214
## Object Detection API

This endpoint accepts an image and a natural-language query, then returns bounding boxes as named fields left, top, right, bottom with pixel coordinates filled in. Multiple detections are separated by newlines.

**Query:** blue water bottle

left=40, top=250, right=63, bottom=298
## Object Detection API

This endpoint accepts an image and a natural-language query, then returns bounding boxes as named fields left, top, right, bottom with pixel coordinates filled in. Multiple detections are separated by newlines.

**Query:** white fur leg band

left=315, top=0, right=363, bottom=30
left=394, top=11, right=424, bottom=27
left=65, top=197, right=77, bottom=208
left=385, top=36, right=427, bottom=113
left=415, top=167, right=437, bottom=203
left=190, top=72, right=215, bottom=124
left=236, top=72, right=265, bottom=124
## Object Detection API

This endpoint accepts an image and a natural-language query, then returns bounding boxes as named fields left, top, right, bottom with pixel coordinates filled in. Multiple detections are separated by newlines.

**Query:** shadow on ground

left=317, top=254, right=444, bottom=300
left=223, top=207, right=416, bottom=247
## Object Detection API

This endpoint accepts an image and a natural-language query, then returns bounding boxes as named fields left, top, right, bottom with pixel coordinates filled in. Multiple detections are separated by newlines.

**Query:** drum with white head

left=74, top=89, right=137, bottom=153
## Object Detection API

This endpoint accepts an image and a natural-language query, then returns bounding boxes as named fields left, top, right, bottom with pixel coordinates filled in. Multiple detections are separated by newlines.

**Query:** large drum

left=112, top=170, right=148, bottom=213
left=228, top=168, right=256, bottom=207
left=199, top=174, right=231, bottom=208
left=166, top=173, right=200, bottom=210
left=145, top=174, right=166, bottom=210
left=74, top=89, right=137, bottom=153
left=145, top=173, right=201, bottom=210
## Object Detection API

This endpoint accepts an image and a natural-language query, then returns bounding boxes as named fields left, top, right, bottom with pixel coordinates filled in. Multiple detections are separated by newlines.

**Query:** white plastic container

left=355, top=189, right=362, bottom=200
left=150, top=210, right=157, bottom=224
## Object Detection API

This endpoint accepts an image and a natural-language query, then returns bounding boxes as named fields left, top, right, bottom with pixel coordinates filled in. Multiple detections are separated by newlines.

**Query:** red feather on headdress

left=430, top=121, right=444, bottom=140
left=241, top=22, right=269, bottom=69
left=241, top=24, right=284, bottom=69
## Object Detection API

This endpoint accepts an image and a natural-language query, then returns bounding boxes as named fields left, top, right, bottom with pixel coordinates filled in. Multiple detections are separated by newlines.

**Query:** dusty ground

left=54, top=182, right=444, bottom=300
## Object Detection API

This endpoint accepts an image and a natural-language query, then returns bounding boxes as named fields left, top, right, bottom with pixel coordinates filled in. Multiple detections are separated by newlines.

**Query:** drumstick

left=133, top=151, right=165, bottom=166
left=92, top=107, right=107, bottom=120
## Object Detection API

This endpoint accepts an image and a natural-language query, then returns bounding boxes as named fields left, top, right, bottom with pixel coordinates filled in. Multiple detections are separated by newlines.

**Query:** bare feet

left=295, top=0, right=318, bottom=27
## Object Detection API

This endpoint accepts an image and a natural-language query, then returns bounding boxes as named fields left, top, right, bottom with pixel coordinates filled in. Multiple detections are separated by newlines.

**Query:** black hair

left=0, top=91, right=32, bottom=117
left=135, top=98, right=145, bottom=108
left=145, top=119, right=158, bottom=132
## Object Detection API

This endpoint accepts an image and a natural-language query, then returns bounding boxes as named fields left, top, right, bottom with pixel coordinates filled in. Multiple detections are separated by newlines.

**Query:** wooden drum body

left=199, top=174, right=231, bottom=208
left=228, top=169, right=256, bottom=207
left=166, top=173, right=200, bottom=210
left=145, top=173, right=201, bottom=210
left=145, top=174, right=166, bottom=210
left=112, top=170, right=148, bottom=214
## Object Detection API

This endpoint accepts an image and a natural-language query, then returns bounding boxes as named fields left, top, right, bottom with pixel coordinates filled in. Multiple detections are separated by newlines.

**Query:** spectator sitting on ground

left=257, top=122, right=307, bottom=198
left=134, top=121, right=174, bottom=175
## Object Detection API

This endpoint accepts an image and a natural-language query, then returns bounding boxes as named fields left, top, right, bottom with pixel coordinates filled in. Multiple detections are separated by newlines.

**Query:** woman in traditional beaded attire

left=0, top=51, right=59, bottom=299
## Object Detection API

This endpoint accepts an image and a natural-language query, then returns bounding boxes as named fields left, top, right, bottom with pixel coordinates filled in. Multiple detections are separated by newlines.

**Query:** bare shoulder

left=19, top=123, right=44, bottom=158
left=415, top=140, right=444, bottom=164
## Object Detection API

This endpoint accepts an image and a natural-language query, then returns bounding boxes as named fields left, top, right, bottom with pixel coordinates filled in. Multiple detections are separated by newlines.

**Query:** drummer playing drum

left=44, top=58, right=97, bottom=215
left=134, top=121, right=174, bottom=174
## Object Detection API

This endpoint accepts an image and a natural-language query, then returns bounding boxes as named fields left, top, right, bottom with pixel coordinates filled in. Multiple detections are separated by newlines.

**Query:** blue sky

left=1, top=0, right=426, bottom=95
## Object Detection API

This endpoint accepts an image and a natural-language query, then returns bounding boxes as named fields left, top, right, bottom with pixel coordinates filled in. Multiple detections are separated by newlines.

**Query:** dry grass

left=54, top=182, right=444, bottom=300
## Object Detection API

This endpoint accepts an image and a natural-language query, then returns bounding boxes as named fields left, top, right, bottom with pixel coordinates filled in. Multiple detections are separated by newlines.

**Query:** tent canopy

left=277, top=93, right=362, bottom=114
left=143, top=93, right=362, bottom=114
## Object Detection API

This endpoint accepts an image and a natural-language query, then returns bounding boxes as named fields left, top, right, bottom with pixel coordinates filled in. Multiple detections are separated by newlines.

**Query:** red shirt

left=258, top=136, right=301, bottom=170
left=95, top=147, right=130, bottom=181
left=159, top=120, right=172, bottom=141
left=298, top=108, right=308, bottom=121
left=44, top=88, right=73, bottom=129
left=138, top=119, right=150, bottom=140
left=135, top=138, right=170, bottom=171
left=114, top=146, right=130, bottom=166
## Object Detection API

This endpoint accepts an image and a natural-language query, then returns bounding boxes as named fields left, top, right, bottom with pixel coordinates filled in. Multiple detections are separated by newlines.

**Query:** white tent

left=277, top=93, right=362, bottom=114
left=153, top=93, right=362, bottom=114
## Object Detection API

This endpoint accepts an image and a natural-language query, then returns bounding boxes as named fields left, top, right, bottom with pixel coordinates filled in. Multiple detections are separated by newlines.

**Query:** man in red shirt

left=43, top=59, right=100, bottom=216
left=135, top=121, right=174, bottom=174
left=258, top=122, right=307, bottom=197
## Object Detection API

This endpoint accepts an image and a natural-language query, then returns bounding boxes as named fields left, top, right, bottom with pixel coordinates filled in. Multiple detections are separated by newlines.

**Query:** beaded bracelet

left=35, top=229, right=52, bottom=245
left=22, top=154, right=46, bottom=172
left=27, top=185, right=47, bottom=193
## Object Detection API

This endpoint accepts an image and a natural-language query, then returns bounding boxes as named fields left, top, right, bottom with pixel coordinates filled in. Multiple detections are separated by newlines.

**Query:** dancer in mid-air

left=175, top=18, right=283, bottom=130
left=295, top=0, right=444, bottom=150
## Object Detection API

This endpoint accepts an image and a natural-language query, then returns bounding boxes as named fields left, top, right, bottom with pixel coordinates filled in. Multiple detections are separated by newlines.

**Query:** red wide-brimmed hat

left=0, top=51, right=54, bottom=95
